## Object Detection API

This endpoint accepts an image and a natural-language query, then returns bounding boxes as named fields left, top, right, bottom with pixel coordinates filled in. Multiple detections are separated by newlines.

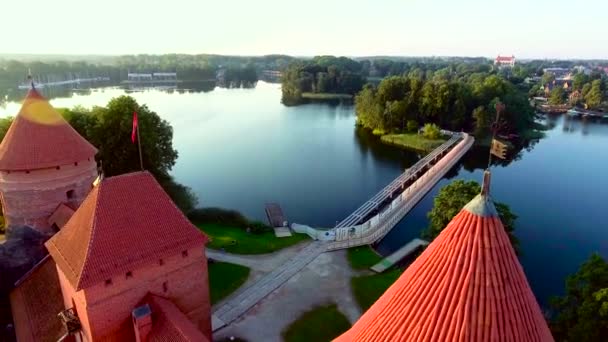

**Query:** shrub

left=406, top=120, right=418, bottom=133
left=188, top=207, right=249, bottom=227
left=248, top=221, right=273, bottom=234
left=422, top=123, right=441, bottom=140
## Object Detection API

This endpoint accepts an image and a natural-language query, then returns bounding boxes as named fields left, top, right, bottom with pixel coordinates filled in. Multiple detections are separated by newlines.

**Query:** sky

left=1, top=0, right=606, bottom=59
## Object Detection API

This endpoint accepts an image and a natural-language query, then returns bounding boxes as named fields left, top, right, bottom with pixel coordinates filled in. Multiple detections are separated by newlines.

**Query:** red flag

left=131, top=111, right=138, bottom=143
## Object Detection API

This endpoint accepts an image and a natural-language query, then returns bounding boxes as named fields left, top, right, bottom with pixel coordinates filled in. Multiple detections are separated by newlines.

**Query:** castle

left=4, top=87, right=553, bottom=341
left=5, top=88, right=212, bottom=341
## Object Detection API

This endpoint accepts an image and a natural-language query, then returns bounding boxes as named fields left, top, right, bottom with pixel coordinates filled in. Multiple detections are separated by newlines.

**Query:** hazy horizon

left=2, top=0, right=607, bottom=59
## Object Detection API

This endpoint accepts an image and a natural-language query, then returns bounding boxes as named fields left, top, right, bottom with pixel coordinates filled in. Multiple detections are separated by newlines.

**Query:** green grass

left=197, top=224, right=309, bottom=255
left=351, top=269, right=403, bottom=311
left=208, top=261, right=250, bottom=305
left=301, top=92, right=353, bottom=100
left=347, top=246, right=383, bottom=270
left=282, top=303, right=351, bottom=342
left=381, top=133, right=447, bottom=152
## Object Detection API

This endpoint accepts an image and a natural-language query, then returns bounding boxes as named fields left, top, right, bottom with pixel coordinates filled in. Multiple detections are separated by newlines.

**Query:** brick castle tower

left=0, top=88, right=98, bottom=233
left=44, top=172, right=211, bottom=341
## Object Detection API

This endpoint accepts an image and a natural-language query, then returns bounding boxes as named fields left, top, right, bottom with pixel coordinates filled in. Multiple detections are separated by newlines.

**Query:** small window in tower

left=182, top=250, right=188, bottom=258
left=126, top=271, right=133, bottom=279
left=56, top=166, right=60, bottom=170
left=66, top=190, right=75, bottom=199
left=105, top=279, right=112, bottom=286
left=74, top=162, right=79, bottom=166
left=163, top=282, right=168, bottom=292
left=159, top=259, right=164, bottom=266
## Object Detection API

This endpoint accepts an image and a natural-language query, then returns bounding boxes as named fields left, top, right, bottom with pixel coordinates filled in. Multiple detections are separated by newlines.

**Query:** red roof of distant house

left=335, top=172, right=553, bottom=342
left=46, top=171, right=208, bottom=290
left=147, top=295, right=210, bottom=342
left=10, top=256, right=65, bottom=342
left=496, top=55, right=515, bottom=62
left=0, top=88, right=97, bottom=171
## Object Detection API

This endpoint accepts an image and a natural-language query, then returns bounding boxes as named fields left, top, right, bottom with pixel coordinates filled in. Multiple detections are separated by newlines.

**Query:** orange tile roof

left=335, top=175, right=553, bottom=342
left=147, top=295, right=210, bottom=342
left=47, top=203, right=76, bottom=230
left=0, top=88, right=97, bottom=171
left=10, top=256, right=65, bottom=342
left=46, top=171, right=208, bottom=290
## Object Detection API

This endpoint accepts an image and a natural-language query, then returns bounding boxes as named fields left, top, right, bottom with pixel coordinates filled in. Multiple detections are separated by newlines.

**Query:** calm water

left=1, top=81, right=607, bottom=306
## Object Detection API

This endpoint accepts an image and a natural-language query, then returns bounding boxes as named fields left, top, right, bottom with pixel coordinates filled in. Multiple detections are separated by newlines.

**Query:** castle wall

left=0, top=159, right=97, bottom=233
left=56, top=246, right=211, bottom=341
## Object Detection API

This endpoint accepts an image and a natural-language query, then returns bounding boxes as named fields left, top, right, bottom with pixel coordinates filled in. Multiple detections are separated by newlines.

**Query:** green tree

left=542, top=72, right=556, bottom=86
left=422, top=123, right=441, bottom=140
left=0, top=117, right=14, bottom=140
left=549, top=87, right=566, bottom=105
left=585, top=80, right=603, bottom=109
left=573, top=72, right=589, bottom=90
left=424, top=180, right=519, bottom=251
left=406, top=120, right=418, bottom=133
left=472, top=106, right=490, bottom=137
left=550, top=253, right=608, bottom=341
left=582, top=83, right=592, bottom=99
left=64, top=96, right=197, bottom=212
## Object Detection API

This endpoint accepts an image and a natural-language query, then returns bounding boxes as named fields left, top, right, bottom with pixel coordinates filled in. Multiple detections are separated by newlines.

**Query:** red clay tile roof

left=47, top=203, right=76, bottom=230
left=335, top=176, right=553, bottom=342
left=0, top=88, right=97, bottom=171
left=147, top=295, right=210, bottom=342
left=10, top=256, right=66, bottom=342
left=46, top=171, right=208, bottom=290
left=496, top=55, right=515, bottom=61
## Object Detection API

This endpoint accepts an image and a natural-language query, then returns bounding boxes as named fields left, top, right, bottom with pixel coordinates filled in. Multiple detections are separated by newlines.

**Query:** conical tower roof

left=335, top=171, right=553, bottom=342
left=0, top=88, right=97, bottom=171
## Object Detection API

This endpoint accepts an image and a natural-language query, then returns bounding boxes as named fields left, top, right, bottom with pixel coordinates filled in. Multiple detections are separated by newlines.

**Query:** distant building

left=543, top=67, right=571, bottom=79
left=335, top=171, right=554, bottom=341
left=494, top=55, right=515, bottom=67
left=544, top=79, right=572, bottom=97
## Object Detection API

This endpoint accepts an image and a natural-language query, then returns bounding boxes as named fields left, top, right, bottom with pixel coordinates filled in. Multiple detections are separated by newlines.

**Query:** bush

left=422, top=123, right=441, bottom=140
left=406, top=120, right=418, bottom=133
left=188, top=207, right=249, bottom=228
left=248, top=221, right=273, bottom=234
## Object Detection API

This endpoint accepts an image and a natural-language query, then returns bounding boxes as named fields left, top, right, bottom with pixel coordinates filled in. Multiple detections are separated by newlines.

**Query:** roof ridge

left=75, top=185, right=101, bottom=289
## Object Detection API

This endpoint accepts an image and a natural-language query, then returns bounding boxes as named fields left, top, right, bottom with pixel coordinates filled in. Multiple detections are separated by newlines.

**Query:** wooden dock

left=370, top=238, right=429, bottom=273
left=265, top=203, right=286, bottom=228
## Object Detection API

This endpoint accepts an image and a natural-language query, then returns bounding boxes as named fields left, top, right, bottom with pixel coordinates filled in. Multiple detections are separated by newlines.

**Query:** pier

left=370, top=238, right=429, bottom=273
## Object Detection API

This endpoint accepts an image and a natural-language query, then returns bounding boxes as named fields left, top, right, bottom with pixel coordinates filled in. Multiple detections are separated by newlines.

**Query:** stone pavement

left=212, top=241, right=328, bottom=330
left=213, top=249, right=364, bottom=342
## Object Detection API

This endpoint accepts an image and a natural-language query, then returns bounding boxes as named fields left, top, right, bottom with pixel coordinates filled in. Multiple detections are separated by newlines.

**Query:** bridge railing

left=327, top=133, right=474, bottom=250
left=334, top=133, right=463, bottom=229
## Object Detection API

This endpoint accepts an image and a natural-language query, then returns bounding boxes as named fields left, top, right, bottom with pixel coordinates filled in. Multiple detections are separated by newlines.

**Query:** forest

left=355, top=67, right=535, bottom=137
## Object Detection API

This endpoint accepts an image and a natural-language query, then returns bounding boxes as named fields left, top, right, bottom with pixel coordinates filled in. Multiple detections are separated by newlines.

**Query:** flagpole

left=137, top=119, right=144, bottom=171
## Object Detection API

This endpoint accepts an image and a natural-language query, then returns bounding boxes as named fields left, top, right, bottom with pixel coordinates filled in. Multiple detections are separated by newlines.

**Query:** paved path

left=212, top=241, right=328, bottom=330
left=206, top=241, right=309, bottom=273
left=213, top=249, right=363, bottom=342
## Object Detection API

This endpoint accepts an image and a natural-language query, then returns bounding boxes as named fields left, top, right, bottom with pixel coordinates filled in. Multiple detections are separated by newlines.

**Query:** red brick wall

left=57, top=246, right=211, bottom=341
left=0, top=159, right=97, bottom=233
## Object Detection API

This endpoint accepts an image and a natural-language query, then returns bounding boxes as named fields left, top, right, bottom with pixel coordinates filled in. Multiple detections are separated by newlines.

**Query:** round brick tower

left=0, top=88, right=98, bottom=233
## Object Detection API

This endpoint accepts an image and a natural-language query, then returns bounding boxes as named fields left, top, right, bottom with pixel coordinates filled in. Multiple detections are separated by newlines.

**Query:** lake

left=1, top=81, right=606, bottom=306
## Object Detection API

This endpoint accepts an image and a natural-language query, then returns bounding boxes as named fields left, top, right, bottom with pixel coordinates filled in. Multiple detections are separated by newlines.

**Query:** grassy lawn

left=301, top=92, right=353, bottom=100
left=208, top=261, right=250, bottom=305
left=197, top=224, right=309, bottom=255
left=381, top=133, right=447, bottom=152
left=282, top=303, right=351, bottom=342
left=347, top=246, right=383, bottom=270
left=351, top=269, right=403, bottom=311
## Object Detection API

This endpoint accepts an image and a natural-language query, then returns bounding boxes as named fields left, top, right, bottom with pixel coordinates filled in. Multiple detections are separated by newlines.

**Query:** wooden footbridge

left=213, top=132, right=475, bottom=332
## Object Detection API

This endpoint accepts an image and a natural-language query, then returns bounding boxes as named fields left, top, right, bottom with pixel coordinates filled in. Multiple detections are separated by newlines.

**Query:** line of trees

left=355, top=68, right=535, bottom=136
left=281, top=56, right=366, bottom=105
